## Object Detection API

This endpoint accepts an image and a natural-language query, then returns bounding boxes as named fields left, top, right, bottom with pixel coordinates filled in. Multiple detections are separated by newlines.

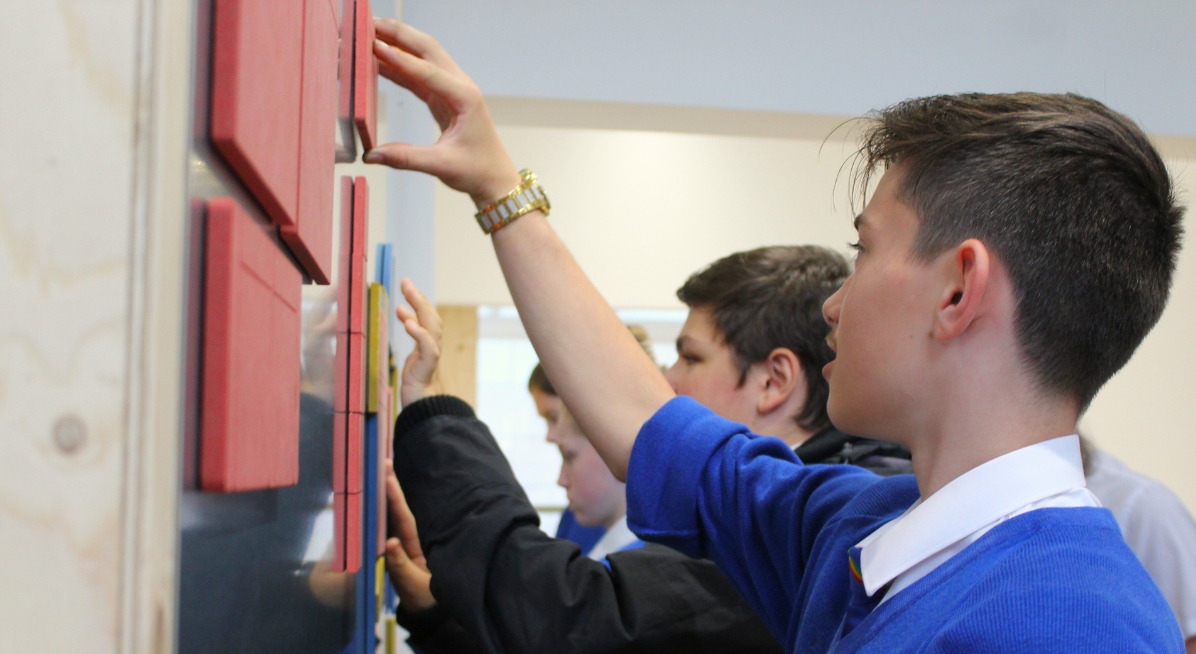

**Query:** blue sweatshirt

left=626, top=397, right=1183, bottom=653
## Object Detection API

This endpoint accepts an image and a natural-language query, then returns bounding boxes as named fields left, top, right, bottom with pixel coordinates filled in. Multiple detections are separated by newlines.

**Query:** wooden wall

left=0, top=0, right=193, bottom=652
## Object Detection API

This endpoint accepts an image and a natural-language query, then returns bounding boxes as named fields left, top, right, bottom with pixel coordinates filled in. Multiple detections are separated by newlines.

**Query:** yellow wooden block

left=367, top=283, right=389, bottom=413
left=385, top=616, right=397, bottom=654
left=375, top=555, right=385, bottom=617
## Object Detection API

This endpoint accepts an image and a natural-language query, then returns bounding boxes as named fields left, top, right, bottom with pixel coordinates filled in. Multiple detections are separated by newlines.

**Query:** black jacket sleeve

left=392, top=395, right=783, bottom=654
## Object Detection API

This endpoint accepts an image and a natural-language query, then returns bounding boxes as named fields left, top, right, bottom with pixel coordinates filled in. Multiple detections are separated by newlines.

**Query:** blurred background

left=384, top=1, right=1196, bottom=519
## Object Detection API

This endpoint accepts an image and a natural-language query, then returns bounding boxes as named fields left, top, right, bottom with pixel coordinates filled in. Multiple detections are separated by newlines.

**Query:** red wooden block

left=333, top=332, right=348, bottom=413
left=348, top=254, right=366, bottom=334
left=280, top=0, right=339, bottom=284
left=346, top=492, right=363, bottom=573
left=338, top=0, right=355, bottom=132
left=335, top=176, right=355, bottom=332
left=332, top=493, right=347, bottom=572
left=352, top=0, right=378, bottom=151
left=347, top=331, right=365, bottom=413
left=332, top=411, right=346, bottom=492
left=210, top=0, right=304, bottom=227
left=334, top=331, right=365, bottom=412
left=201, top=197, right=302, bottom=491
left=347, top=412, right=364, bottom=493
left=352, top=176, right=370, bottom=259
left=375, top=289, right=389, bottom=402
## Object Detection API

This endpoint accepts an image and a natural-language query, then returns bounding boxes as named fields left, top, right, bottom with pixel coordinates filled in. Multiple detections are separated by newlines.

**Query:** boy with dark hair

left=384, top=246, right=907, bottom=653
left=672, top=246, right=908, bottom=472
left=369, top=21, right=1185, bottom=652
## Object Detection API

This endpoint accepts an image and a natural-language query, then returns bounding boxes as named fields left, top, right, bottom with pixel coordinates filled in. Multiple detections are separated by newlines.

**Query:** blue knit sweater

left=626, top=397, right=1183, bottom=653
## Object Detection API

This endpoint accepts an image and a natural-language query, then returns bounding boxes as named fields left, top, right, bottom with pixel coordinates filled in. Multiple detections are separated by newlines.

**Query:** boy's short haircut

left=676, top=246, right=850, bottom=433
left=854, top=93, right=1185, bottom=407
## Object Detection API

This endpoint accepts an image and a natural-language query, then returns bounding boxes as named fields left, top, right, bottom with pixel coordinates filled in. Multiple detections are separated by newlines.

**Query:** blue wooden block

left=338, top=415, right=379, bottom=654
left=375, top=243, right=393, bottom=299
left=363, top=413, right=380, bottom=654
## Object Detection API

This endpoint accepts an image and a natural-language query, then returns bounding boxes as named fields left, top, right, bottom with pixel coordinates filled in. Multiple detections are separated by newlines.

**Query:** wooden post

left=436, top=305, right=478, bottom=407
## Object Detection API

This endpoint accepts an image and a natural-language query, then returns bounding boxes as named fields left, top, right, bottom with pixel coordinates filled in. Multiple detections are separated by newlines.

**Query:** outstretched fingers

left=385, top=460, right=426, bottom=567
left=401, top=315, right=439, bottom=364
left=374, top=19, right=463, bottom=75
left=401, top=278, right=442, bottom=343
left=373, top=38, right=477, bottom=111
left=384, top=536, right=435, bottom=611
left=363, top=141, right=443, bottom=175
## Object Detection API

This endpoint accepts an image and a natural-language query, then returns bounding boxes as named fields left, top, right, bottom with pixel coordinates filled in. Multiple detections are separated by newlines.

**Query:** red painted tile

left=346, top=332, right=365, bottom=413
left=346, top=411, right=364, bottom=493
left=280, top=0, right=339, bottom=284
left=200, top=197, right=301, bottom=491
left=352, top=0, right=378, bottom=151
left=332, top=411, right=346, bottom=493
left=335, top=176, right=354, bottom=332
left=346, top=492, right=363, bottom=573
left=347, top=254, right=366, bottom=334
left=210, top=0, right=303, bottom=227
left=333, top=493, right=347, bottom=572
left=333, top=332, right=349, bottom=413
left=338, top=0, right=355, bottom=140
left=334, top=331, right=365, bottom=413
left=352, top=176, right=369, bottom=259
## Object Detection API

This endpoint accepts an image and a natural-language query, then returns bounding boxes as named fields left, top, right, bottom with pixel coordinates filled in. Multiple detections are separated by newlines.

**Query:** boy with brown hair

left=384, top=246, right=906, bottom=653
left=369, top=20, right=1186, bottom=653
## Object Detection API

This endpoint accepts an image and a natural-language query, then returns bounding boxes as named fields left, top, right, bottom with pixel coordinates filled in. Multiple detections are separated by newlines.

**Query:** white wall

left=436, top=125, right=861, bottom=307
left=404, top=0, right=1196, bottom=138
left=434, top=104, right=1196, bottom=515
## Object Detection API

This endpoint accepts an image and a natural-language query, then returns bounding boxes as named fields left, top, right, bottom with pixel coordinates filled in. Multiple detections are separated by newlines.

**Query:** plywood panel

left=436, top=305, right=478, bottom=407
left=0, top=0, right=193, bottom=650
left=200, top=197, right=302, bottom=491
left=210, top=0, right=304, bottom=227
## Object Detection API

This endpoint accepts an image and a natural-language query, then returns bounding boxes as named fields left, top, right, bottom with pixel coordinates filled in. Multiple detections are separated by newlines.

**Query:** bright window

left=475, top=306, right=686, bottom=535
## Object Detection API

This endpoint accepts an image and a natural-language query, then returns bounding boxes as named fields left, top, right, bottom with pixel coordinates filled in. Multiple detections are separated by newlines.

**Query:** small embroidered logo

left=848, top=547, right=864, bottom=584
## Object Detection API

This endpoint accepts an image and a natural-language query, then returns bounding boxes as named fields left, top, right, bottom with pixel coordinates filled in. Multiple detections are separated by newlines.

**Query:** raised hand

left=369, top=22, right=673, bottom=480
left=384, top=459, right=435, bottom=611
left=395, top=278, right=444, bottom=408
left=368, top=19, right=523, bottom=208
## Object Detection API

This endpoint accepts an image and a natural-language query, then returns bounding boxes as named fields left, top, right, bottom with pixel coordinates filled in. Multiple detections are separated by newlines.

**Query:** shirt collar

left=587, top=516, right=638, bottom=561
left=856, top=434, right=1087, bottom=597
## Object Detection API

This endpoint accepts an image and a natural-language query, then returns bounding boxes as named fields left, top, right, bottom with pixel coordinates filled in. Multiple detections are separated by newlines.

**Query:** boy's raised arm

left=367, top=20, right=673, bottom=477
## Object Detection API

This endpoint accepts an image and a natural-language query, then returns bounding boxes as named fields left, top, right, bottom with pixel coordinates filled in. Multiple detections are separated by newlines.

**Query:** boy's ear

left=934, top=239, right=990, bottom=342
left=756, top=348, right=805, bottom=416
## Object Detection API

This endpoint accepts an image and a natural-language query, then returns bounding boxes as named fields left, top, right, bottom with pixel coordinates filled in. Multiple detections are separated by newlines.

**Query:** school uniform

left=628, top=396, right=1184, bottom=653
left=391, top=396, right=783, bottom=654
left=1086, top=449, right=1196, bottom=641
left=555, top=508, right=606, bottom=553
left=586, top=516, right=645, bottom=562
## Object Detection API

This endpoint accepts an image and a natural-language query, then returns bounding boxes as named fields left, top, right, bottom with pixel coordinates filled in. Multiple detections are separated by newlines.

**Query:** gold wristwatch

left=474, top=169, right=550, bottom=235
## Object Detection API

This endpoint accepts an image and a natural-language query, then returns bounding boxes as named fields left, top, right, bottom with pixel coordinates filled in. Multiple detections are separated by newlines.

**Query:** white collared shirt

left=587, top=516, right=639, bottom=561
left=856, top=435, right=1100, bottom=603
